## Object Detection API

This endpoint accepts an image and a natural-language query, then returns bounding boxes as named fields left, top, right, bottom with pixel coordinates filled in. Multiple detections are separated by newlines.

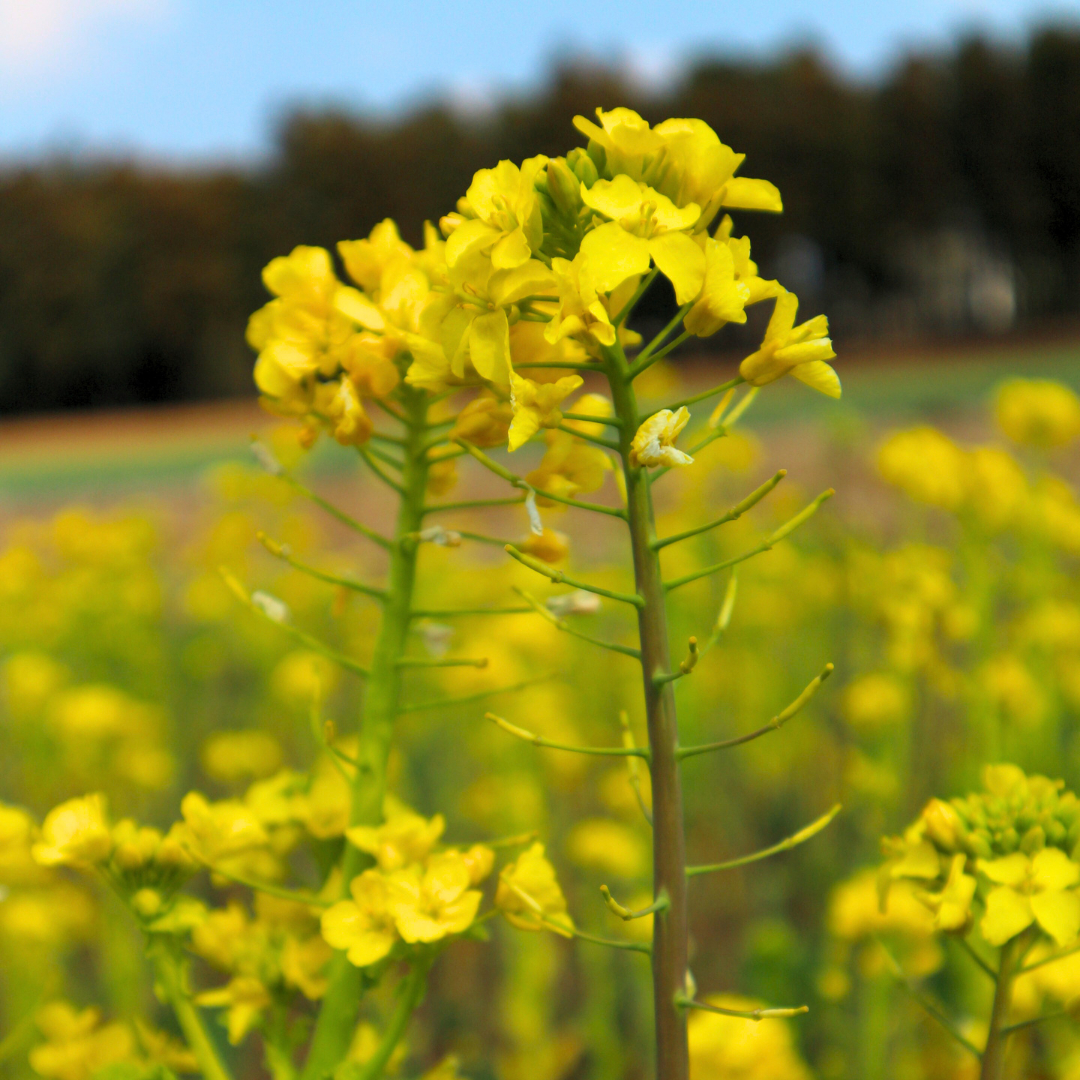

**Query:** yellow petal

left=579, top=222, right=651, bottom=295
left=980, top=853, right=1031, bottom=887
left=791, top=360, right=842, bottom=399
left=981, top=886, right=1034, bottom=945
left=1032, top=848, right=1080, bottom=891
left=333, top=286, right=385, bottom=331
left=469, top=310, right=511, bottom=385
left=1031, top=889, right=1080, bottom=946
left=721, top=177, right=783, bottom=213
left=648, top=232, right=707, bottom=305
left=491, top=228, right=533, bottom=270
left=489, top=260, right=559, bottom=307
left=445, top=219, right=501, bottom=268
left=890, top=839, right=941, bottom=881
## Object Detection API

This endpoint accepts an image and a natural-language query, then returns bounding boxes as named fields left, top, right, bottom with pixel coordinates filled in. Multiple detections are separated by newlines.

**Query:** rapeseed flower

left=630, top=408, right=693, bottom=468
left=495, top=842, right=573, bottom=936
left=385, top=850, right=484, bottom=944
left=739, top=291, right=838, bottom=397
left=507, top=374, right=583, bottom=451
left=320, top=870, right=399, bottom=968
left=32, top=795, right=112, bottom=868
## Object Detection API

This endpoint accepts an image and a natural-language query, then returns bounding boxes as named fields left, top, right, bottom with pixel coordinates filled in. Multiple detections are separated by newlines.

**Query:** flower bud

left=567, top=147, right=599, bottom=188
left=132, top=888, right=163, bottom=918
left=546, top=159, right=581, bottom=217
left=922, top=799, right=964, bottom=851
left=1020, top=825, right=1047, bottom=855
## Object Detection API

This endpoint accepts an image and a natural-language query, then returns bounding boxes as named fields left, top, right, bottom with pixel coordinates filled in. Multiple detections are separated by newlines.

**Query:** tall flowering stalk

left=451, top=108, right=843, bottom=1078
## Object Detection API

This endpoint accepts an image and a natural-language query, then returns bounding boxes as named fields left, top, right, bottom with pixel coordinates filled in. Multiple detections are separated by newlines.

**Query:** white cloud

left=0, top=0, right=171, bottom=74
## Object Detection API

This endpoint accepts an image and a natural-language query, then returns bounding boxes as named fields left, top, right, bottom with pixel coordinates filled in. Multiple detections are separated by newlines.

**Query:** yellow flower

left=580, top=176, right=705, bottom=301
left=175, top=792, right=269, bottom=863
left=544, top=255, right=617, bottom=350
left=134, top=1021, right=199, bottom=1074
left=195, top=976, right=272, bottom=1045
left=920, top=853, right=977, bottom=934
left=995, top=378, right=1080, bottom=449
left=842, top=673, right=910, bottom=731
left=320, top=870, right=399, bottom=968
left=526, top=430, right=612, bottom=503
left=460, top=843, right=495, bottom=885
left=32, top=794, right=112, bottom=868
left=450, top=394, right=514, bottom=448
left=346, top=810, right=445, bottom=871
left=30, top=1003, right=135, bottom=1080
left=444, top=157, right=548, bottom=270
left=385, top=850, right=483, bottom=944
left=0, top=801, right=43, bottom=885
left=979, top=848, right=1080, bottom=946
left=507, top=373, right=583, bottom=451
left=687, top=994, right=811, bottom=1080
left=739, top=291, right=838, bottom=397
left=573, top=108, right=781, bottom=228
left=630, top=408, right=693, bottom=468
left=495, top=842, right=574, bottom=936
left=337, top=219, right=414, bottom=294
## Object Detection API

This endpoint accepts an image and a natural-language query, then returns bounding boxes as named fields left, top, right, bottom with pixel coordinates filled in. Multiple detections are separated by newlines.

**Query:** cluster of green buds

left=32, top=794, right=198, bottom=926
left=883, top=765, right=1080, bottom=947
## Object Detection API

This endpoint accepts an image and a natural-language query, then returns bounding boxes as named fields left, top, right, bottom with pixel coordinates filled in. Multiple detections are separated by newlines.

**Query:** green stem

left=148, top=937, right=233, bottom=1080
left=603, top=341, right=691, bottom=1080
left=981, top=936, right=1021, bottom=1080
left=355, top=958, right=432, bottom=1080
left=300, top=387, right=432, bottom=1080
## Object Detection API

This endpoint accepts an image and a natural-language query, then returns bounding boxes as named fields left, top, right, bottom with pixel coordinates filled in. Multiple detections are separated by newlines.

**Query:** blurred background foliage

left=2, top=25, right=1080, bottom=413
left=3, top=370, right=1080, bottom=1078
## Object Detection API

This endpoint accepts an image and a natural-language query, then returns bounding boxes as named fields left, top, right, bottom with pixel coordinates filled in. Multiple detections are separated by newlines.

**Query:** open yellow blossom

left=30, top=1003, right=135, bottom=1080
left=196, top=976, right=272, bottom=1045
left=32, top=794, right=112, bottom=868
left=979, top=847, right=1080, bottom=946
left=580, top=176, right=705, bottom=301
left=740, top=291, right=838, bottom=396
left=175, top=792, right=269, bottom=863
left=630, top=408, right=693, bottom=468
left=920, top=853, right=978, bottom=933
left=995, top=378, right=1080, bottom=449
left=573, top=108, right=782, bottom=229
left=337, top=219, right=414, bottom=294
left=495, top=842, right=574, bottom=937
left=320, top=869, right=399, bottom=968
left=444, top=157, right=548, bottom=270
left=346, top=810, right=445, bottom=871
left=384, top=850, right=483, bottom=944
left=281, top=933, right=334, bottom=999
left=508, top=373, right=583, bottom=451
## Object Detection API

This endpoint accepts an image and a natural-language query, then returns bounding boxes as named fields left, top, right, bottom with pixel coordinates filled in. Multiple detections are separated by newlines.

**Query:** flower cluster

left=247, top=106, right=838, bottom=465
left=883, top=765, right=1080, bottom=947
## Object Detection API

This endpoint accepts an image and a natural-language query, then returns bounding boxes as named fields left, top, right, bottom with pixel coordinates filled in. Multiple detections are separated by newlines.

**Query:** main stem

left=981, top=937, right=1020, bottom=1080
left=302, top=387, right=431, bottom=1080
left=605, top=347, right=690, bottom=1080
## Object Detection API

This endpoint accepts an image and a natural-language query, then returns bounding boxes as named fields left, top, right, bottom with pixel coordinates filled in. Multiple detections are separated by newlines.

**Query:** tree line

left=1, top=26, right=1078, bottom=413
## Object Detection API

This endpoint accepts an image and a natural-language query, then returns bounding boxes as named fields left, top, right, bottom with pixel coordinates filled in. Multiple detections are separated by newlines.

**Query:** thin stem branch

left=620, top=711, right=653, bottom=826
left=631, top=304, right=693, bottom=374
left=632, top=330, right=692, bottom=377
left=424, top=496, right=527, bottom=513
left=487, top=711, right=650, bottom=757
left=505, top=545, right=644, bottom=608
left=686, top=804, right=841, bottom=876
left=258, top=533, right=387, bottom=602
left=654, top=376, right=746, bottom=415
left=653, top=471, right=787, bottom=549
left=399, top=674, right=553, bottom=714
left=556, top=422, right=621, bottom=451
left=876, top=939, right=982, bottom=1061
left=221, top=570, right=369, bottom=678
left=663, top=490, right=834, bottom=592
left=677, top=664, right=833, bottom=759
left=456, top=440, right=627, bottom=518
left=355, top=957, right=433, bottom=1080
left=359, top=447, right=406, bottom=494
left=601, top=885, right=669, bottom=921
left=512, top=586, right=641, bottom=658
left=280, top=475, right=392, bottom=550
left=674, top=995, right=808, bottom=1021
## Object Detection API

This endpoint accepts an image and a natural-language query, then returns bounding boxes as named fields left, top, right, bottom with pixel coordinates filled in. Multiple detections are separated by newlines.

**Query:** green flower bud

left=1020, top=825, right=1046, bottom=855
left=132, top=888, right=163, bottom=918
left=999, top=827, right=1019, bottom=853
left=546, top=159, right=582, bottom=217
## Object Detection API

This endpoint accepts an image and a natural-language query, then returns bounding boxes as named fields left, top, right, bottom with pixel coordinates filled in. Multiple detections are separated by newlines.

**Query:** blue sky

left=0, top=0, right=1077, bottom=162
